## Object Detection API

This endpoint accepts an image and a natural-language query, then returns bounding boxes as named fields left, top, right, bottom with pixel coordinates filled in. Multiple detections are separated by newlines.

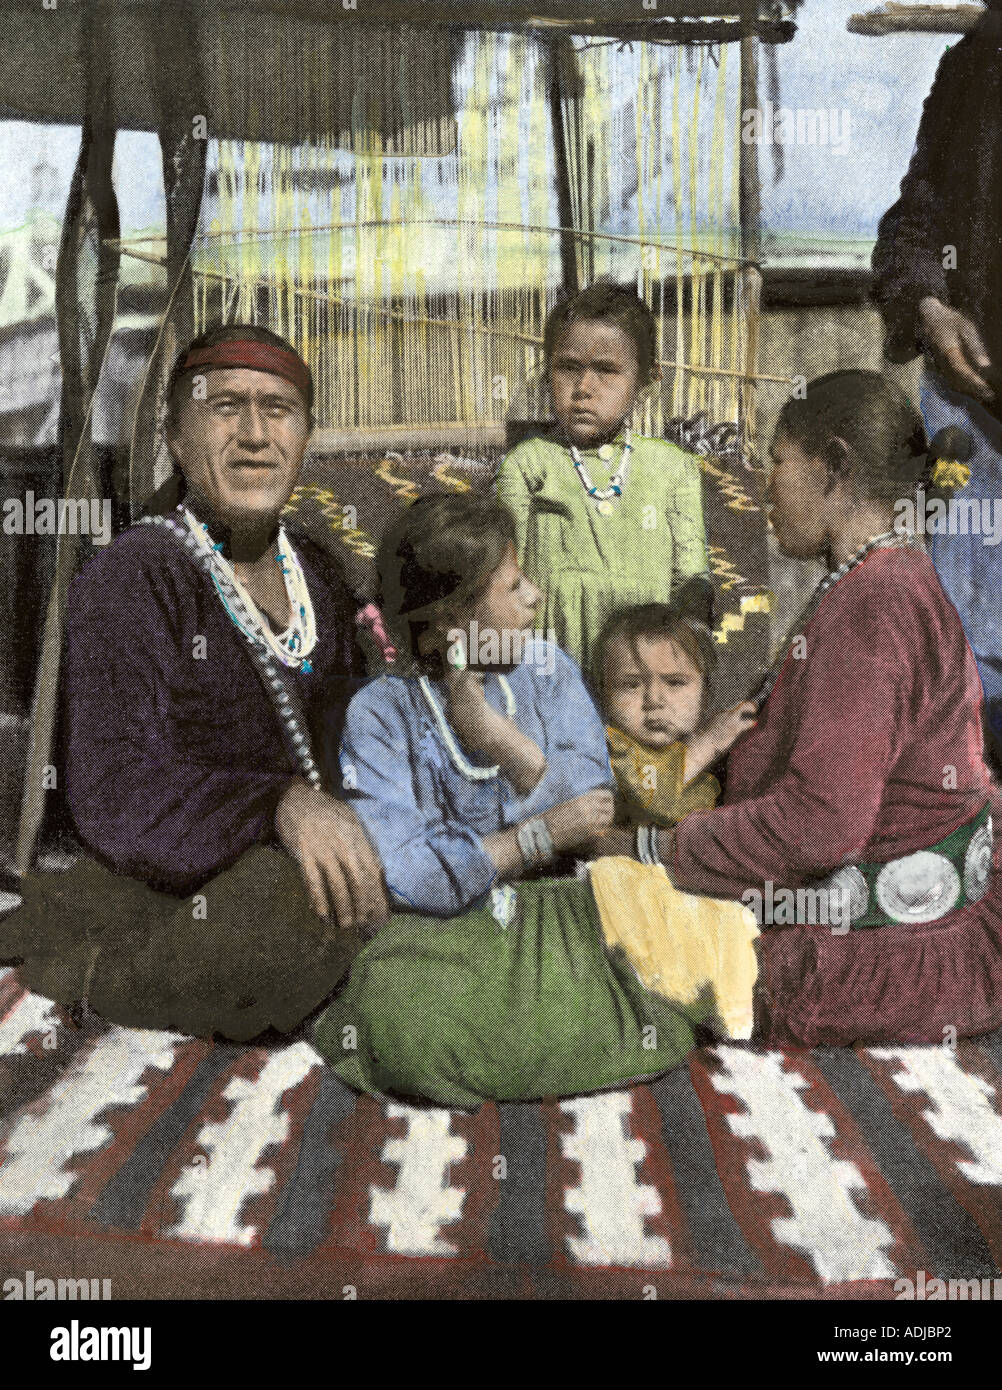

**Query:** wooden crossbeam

left=0, top=0, right=800, bottom=142
left=848, top=3, right=985, bottom=35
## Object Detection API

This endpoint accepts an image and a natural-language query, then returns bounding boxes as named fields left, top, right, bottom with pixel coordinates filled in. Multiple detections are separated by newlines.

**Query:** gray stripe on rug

left=263, top=1068, right=359, bottom=1261
left=487, top=1102, right=549, bottom=1266
left=88, top=1044, right=241, bottom=1230
left=649, top=1068, right=764, bottom=1280
left=812, top=1047, right=998, bottom=1280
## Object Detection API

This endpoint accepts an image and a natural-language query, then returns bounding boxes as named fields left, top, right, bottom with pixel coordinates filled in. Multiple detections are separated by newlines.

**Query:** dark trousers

left=0, top=848, right=361, bottom=1043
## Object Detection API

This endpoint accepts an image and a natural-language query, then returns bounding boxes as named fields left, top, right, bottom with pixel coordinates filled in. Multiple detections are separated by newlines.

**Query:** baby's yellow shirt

left=606, top=725, right=720, bottom=827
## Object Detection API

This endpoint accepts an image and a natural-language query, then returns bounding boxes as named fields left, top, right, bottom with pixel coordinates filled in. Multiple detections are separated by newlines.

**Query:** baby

left=592, top=579, right=757, bottom=827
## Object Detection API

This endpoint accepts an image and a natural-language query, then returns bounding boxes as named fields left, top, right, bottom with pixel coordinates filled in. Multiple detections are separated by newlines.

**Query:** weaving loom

left=181, top=33, right=750, bottom=440
left=127, top=27, right=765, bottom=490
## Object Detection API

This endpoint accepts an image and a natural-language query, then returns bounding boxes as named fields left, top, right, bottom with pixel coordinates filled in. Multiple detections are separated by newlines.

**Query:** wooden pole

left=848, top=3, right=981, bottom=36
left=158, top=7, right=209, bottom=356
left=738, top=23, right=763, bottom=460
left=545, top=34, right=581, bottom=296
left=128, top=0, right=208, bottom=520
left=15, top=0, right=121, bottom=874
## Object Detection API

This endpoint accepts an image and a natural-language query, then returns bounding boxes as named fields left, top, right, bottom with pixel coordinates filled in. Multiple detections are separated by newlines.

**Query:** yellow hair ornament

left=931, top=459, right=971, bottom=491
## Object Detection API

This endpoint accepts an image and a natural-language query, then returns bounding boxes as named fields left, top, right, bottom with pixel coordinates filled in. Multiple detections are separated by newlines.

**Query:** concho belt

left=814, top=802, right=993, bottom=929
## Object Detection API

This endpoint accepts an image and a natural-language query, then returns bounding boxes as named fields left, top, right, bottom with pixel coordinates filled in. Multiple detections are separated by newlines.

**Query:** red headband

left=179, top=339, right=312, bottom=404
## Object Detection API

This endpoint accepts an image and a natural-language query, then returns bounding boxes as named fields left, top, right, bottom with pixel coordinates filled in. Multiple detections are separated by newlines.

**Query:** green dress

left=496, top=431, right=709, bottom=676
left=314, top=878, right=699, bottom=1110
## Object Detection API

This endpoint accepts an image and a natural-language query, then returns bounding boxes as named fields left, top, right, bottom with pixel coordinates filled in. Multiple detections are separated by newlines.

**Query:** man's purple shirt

left=65, top=523, right=366, bottom=894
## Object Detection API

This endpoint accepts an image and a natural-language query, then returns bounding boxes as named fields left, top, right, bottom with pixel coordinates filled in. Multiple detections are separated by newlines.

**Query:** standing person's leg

left=920, top=370, right=1002, bottom=748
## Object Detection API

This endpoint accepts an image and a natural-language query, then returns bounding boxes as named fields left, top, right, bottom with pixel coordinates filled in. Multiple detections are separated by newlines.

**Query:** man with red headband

left=1, top=325, right=389, bottom=1041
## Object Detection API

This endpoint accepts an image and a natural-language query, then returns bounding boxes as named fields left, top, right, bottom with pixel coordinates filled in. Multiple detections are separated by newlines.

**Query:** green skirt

left=0, top=848, right=361, bottom=1042
left=313, top=877, right=699, bottom=1109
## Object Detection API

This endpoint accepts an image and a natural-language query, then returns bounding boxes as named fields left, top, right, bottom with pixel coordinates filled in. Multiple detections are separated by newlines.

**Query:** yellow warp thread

left=189, top=34, right=748, bottom=445
left=589, top=856, right=760, bottom=1041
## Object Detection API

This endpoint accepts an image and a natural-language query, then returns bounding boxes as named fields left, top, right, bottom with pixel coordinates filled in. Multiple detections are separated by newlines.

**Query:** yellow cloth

left=589, top=856, right=760, bottom=1041
left=606, top=726, right=720, bottom=826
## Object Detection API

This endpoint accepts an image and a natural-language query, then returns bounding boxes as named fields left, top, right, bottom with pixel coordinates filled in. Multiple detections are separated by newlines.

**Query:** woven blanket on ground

left=2, top=965, right=1002, bottom=1301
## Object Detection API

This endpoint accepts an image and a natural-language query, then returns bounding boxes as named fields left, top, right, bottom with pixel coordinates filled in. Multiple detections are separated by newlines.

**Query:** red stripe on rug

left=0, top=978, right=26, bottom=1023
left=545, top=1095, right=586, bottom=1269
left=0, top=1221, right=919, bottom=1299
left=0, top=975, right=26, bottom=1026
left=438, top=1102, right=499, bottom=1264
left=320, top=1095, right=408, bottom=1257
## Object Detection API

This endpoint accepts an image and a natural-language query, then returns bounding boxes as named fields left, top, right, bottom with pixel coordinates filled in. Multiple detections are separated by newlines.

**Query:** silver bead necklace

left=752, top=529, right=918, bottom=712
left=137, top=509, right=323, bottom=789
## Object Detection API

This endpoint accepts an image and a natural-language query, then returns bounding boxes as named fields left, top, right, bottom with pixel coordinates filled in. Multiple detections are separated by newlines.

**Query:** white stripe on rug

left=711, top=1046, right=896, bottom=1283
left=370, top=1105, right=466, bottom=1256
left=561, top=1092, right=672, bottom=1268
left=165, top=1041, right=321, bottom=1247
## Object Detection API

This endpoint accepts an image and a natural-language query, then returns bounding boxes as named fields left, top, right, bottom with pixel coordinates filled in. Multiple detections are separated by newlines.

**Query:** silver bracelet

left=517, top=817, right=554, bottom=869
left=636, top=824, right=662, bottom=867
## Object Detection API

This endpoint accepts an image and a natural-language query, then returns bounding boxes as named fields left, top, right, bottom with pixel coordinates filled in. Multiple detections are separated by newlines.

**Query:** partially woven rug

left=286, top=437, right=773, bottom=710
left=2, top=965, right=1000, bottom=1300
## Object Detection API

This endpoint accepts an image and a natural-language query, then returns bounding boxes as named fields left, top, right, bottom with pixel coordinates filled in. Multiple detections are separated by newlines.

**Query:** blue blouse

left=339, top=642, right=612, bottom=915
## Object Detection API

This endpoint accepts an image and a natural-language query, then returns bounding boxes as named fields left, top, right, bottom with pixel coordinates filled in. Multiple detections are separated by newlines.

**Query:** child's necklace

left=568, top=427, right=633, bottom=516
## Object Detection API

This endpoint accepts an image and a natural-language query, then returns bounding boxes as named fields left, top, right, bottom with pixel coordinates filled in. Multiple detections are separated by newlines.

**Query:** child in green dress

left=497, top=280, right=709, bottom=673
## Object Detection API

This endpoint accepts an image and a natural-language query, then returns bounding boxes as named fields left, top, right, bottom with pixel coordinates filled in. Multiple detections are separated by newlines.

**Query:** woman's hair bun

left=776, top=371, right=931, bottom=502
left=671, top=574, right=715, bottom=630
left=928, top=425, right=974, bottom=466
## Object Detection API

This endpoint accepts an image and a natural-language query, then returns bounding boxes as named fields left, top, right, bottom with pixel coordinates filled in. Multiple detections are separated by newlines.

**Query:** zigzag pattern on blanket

left=2, top=967, right=1001, bottom=1298
left=283, top=436, right=772, bottom=660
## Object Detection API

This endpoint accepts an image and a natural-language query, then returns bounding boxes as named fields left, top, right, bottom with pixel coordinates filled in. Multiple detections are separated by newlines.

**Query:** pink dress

left=669, top=545, right=1002, bottom=1046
